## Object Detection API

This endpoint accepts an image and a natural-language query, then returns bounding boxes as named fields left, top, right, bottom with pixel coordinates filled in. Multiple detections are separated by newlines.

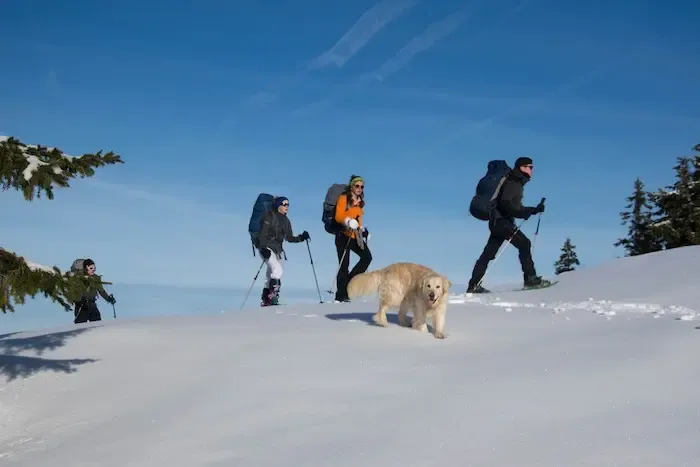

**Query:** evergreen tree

left=614, top=177, right=663, bottom=256
left=554, top=237, right=580, bottom=275
left=0, top=136, right=124, bottom=313
left=648, top=145, right=700, bottom=249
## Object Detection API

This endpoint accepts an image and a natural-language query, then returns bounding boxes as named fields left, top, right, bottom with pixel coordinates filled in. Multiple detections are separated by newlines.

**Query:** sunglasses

left=281, top=202, right=289, bottom=207
left=353, top=184, right=364, bottom=189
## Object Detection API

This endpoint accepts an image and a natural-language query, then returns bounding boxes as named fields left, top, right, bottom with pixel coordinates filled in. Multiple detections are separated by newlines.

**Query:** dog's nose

left=428, top=291, right=435, bottom=300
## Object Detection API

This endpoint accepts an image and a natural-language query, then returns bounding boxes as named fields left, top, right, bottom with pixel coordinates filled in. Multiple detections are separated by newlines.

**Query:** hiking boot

left=269, top=279, right=281, bottom=306
left=467, top=281, right=490, bottom=294
left=523, top=276, right=552, bottom=289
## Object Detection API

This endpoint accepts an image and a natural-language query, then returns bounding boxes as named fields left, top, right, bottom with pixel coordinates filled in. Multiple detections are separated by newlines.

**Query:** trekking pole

left=112, top=302, right=116, bottom=319
left=531, top=212, right=542, bottom=259
left=305, top=239, right=324, bottom=303
left=474, top=219, right=527, bottom=290
left=240, top=260, right=265, bottom=310
left=327, top=236, right=351, bottom=295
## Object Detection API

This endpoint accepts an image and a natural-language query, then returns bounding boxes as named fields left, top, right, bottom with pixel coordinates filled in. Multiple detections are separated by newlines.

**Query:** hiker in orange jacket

left=333, top=174, right=372, bottom=302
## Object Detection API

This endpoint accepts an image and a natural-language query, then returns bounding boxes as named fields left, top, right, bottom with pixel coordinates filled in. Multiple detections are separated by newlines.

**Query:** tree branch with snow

left=0, top=135, right=123, bottom=313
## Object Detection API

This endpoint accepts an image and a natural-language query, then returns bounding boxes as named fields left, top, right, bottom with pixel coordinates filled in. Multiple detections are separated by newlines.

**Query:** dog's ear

left=443, top=277, right=452, bottom=290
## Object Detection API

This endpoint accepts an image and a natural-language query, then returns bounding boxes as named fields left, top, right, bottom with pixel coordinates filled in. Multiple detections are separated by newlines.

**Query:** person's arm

left=258, top=211, right=274, bottom=249
left=335, top=193, right=362, bottom=228
left=96, top=276, right=115, bottom=303
left=284, top=217, right=305, bottom=243
left=498, top=182, right=534, bottom=220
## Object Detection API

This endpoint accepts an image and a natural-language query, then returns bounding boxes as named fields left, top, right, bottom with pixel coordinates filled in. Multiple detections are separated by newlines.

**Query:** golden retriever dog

left=346, top=262, right=452, bottom=339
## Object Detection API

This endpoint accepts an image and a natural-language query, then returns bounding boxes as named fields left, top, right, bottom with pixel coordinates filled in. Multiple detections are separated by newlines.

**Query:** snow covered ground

left=1, top=246, right=699, bottom=466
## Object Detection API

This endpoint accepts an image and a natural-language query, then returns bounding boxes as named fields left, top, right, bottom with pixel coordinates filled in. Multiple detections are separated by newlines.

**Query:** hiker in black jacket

left=257, top=196, right=310, bottom=306
left=467, top=157, right=549, bottom=293
left=74, top=259, right=116, bottom=323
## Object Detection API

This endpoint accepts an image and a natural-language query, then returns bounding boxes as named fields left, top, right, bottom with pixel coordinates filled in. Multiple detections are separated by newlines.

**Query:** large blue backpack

left=248, top=193, right=276, bottom=255
left=469, top=160, right=511, bottom=221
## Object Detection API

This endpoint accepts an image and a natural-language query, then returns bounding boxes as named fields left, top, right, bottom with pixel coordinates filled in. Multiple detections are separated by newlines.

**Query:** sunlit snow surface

left=1, top=246, right=699, bottom=466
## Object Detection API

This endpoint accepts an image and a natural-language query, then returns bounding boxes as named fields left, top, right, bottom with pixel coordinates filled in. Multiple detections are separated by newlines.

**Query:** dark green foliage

left=0, top=136, right=123, bottom=313
left=649, top=147, right=700, bottom=249
left=554, top=237, right=580, bottom=275
left=614, top=178, right=664, bottom=256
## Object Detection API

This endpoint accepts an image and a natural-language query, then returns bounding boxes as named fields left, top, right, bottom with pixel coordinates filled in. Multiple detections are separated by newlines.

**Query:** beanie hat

left=349, top=174, right=364, bottom=186
left=273, top=196, right=289, bottom=208
left=83, top=258, right=95, bottom=268
left=514, top=156, right=533, bottom=168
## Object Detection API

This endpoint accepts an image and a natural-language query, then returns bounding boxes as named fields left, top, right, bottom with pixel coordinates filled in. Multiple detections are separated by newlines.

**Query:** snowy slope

left=1, top=247, right=699, bottom=467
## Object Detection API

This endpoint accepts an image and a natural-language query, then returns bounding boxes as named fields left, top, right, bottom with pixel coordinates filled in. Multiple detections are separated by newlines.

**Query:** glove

left=260, top=248, right=271, bottom=260
left=299, top=230, right=310, bottom=241
left=344, top=217, right=359, bottom=230
left=107, top=294, right=116, bottom=305
left=362, top=227, right=370, bottom=241
left=533, top=199, right=546, bottom=214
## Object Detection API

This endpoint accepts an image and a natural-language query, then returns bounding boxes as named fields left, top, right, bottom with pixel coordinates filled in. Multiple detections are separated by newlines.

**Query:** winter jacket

left=258, top=209, right=304, bottom=257
left=334, top=193, right=364, bottom=239
left=493, top=169, right=538, bottom=225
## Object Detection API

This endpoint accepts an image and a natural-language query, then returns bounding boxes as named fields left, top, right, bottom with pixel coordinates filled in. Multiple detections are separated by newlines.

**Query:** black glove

left=107, top=294, right=116, bottom=305
left=362, top=228, right=369, bottom=239
left=260, top=248, right=271, bottom=259
left=532, top=198, right=546, bottom=214
left=299, top=230, right=310, bottom=241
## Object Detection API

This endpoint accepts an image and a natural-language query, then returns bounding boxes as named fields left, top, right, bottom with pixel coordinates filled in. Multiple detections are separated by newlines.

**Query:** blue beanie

left=273, top=196, right=288, bottom=208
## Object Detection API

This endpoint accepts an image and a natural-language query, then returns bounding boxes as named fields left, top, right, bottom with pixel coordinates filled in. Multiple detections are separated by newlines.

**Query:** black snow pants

left=334, top=233, right=372, bottom=302
left=469, top=218, right=536, bottom=286
left=74, top=300, right=102, bottom=324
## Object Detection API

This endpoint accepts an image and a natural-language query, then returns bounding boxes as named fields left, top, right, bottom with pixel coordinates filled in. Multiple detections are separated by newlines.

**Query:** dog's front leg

left=432, top=307, right=446, bottom=339
left=411, top=306, right=428, bottom=333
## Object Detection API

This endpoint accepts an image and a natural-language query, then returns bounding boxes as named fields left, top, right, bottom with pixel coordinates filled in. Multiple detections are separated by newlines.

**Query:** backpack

left=70, top=258, right=86, bottom=275
left=469, top=160, right=511, bottom=221
left=248, top=193, right=276, bottom=255
left=322, top=183, right=348, bottom=234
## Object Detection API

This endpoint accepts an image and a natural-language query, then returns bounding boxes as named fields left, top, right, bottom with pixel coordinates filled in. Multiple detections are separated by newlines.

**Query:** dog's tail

left=347, top=270, right=382, bottom=298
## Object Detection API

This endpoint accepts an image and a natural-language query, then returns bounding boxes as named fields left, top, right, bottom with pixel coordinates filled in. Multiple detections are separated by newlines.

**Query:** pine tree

left=553, top=237, right=580, bottom=275
left=648, top=145, right=700, bottom=249
left=614, top=177, right=663, bottom=256
left=0, top=136, right=124, bottom=313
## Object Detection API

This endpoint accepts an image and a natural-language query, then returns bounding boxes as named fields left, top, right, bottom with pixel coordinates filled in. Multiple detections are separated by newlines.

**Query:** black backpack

left=321, top=183, right=348, bottom=234
left=469, top=160, right=511, bottom=221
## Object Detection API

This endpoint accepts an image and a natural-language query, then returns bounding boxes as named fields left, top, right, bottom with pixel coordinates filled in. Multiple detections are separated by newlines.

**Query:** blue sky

left=1, top=0, right=699, bottom=300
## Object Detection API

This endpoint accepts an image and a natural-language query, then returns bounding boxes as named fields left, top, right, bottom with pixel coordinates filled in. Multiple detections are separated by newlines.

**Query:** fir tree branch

left=0, top=248, right=112, bottom=313
left=0, top=135, right=123, bottom=313
left=0, top=135, right=124, bottom=200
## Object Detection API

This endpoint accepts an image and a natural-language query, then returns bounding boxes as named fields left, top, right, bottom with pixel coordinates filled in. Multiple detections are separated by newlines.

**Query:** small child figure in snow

left=74, top=258, right=116, bottom=323
left=257, top=197, right=310, bottom=306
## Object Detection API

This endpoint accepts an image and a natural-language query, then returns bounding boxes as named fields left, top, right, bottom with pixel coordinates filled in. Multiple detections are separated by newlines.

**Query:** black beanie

left=514, top=157, right=533, bottom=168
left=83, top=258, right=95, bottom=268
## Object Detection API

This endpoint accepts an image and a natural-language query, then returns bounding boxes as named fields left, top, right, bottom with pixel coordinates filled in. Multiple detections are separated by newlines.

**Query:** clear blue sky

left=1, top=0, right=698, bottom=292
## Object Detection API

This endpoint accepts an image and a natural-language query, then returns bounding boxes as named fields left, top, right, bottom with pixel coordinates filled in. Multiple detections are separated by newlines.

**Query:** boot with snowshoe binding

left=523, top=275, right=552, bottom=290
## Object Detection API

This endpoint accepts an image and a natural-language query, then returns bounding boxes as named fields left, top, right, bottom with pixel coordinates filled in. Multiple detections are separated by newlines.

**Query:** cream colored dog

left=346, top=262, right=452, bottom=339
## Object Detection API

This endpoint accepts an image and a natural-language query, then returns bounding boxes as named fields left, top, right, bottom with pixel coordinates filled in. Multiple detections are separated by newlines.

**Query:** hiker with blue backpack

left=467, top=157, right=550, bottom=293
left=252, top=196, right=310, bottom=306
left=321, top=174, right=372, bottom=303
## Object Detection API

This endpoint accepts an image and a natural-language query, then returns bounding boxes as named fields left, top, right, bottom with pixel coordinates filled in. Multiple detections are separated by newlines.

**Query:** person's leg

left=334, top=234, right=352, bottom=302
left=468, top=233, right=504, bottom=292
left=260, top=249, right=274, bottom=305
left=266, top=253, right=284, bottom=305
left=74, top=301, right=88, bottom=324
left=87, top=303, right=102, bottom=322
left=347, top=241, right=372, bottom=280
left=508, top=230, right=544, bottom=286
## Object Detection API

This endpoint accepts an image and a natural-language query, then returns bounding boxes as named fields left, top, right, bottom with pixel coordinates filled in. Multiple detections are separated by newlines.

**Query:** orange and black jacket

left=334, top=192, right=363, bottom=239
